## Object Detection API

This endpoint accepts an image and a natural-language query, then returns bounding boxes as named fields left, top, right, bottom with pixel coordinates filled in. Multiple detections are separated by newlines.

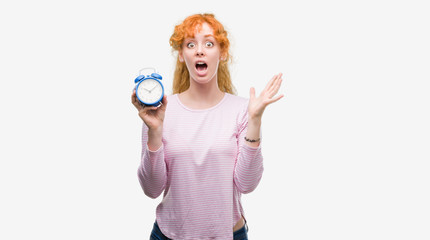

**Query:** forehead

left=187, top=22, right=214, bottom=38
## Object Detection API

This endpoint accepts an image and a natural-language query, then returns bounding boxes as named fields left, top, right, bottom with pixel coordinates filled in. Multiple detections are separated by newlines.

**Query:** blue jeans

left=150, top=221, right=249, bottom=240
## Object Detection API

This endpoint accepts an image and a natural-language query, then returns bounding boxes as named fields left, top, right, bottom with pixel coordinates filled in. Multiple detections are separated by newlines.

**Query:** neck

left=179, top=76, right=225, bottom=109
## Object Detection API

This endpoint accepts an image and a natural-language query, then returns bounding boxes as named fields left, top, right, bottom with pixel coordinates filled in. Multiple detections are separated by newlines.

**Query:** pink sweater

left=137, top=93, right=264, bottom=240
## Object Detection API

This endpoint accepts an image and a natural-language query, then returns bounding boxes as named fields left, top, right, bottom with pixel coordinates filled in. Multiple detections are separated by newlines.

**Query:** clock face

left=136, top=78, right=164, bottom=105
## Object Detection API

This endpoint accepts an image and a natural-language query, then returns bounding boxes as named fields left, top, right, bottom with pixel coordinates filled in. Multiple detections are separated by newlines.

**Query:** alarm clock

left=134, top=68, right=165, bottom=107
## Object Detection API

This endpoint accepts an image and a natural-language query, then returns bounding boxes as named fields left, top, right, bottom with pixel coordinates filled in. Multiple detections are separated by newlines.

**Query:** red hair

left=169, top=13, right=235, bottom=94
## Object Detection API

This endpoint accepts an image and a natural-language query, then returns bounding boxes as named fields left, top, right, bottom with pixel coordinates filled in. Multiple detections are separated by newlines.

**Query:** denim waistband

left=152, top=222, right=171, bottom=240
left=233, top=221, right=248, bottom=239
left=151, top=221, right=249, bottom=240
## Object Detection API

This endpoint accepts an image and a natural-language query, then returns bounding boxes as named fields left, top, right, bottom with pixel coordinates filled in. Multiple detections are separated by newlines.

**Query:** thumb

left=249, top=87, right=256, bottom=100
left=159, top=95, right=168, bottom=111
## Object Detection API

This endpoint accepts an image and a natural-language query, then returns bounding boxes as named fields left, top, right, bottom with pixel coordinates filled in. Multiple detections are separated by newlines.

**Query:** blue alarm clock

left=134, top=67, right=164, bottom=107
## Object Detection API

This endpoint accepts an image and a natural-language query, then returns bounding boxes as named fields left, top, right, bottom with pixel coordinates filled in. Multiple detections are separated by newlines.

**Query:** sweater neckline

left=175, top=93, right=229, bottom=112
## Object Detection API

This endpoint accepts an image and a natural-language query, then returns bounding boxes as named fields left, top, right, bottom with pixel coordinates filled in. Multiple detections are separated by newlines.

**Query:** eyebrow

left=184, top=34, right=215, bottom=41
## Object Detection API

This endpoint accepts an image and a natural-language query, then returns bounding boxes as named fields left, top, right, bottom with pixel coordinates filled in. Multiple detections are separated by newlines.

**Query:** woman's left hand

left=248, top=73, right=284, bottom=120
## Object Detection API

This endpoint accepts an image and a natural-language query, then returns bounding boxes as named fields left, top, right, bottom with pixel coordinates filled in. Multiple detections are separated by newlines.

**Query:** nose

left=196, top=45, right=204, bottom=57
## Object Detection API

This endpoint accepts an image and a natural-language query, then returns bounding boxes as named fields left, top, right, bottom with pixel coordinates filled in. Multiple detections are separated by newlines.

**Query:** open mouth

left=195, top=62, right=208, bottom=71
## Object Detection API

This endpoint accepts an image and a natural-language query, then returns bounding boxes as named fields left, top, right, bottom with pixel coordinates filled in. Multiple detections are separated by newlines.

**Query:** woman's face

left=179, top=22, right=222, bottom=85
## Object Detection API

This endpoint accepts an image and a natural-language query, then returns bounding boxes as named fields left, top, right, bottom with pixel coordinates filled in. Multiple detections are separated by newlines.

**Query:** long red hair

left=169, top=13, right=236, bottom=94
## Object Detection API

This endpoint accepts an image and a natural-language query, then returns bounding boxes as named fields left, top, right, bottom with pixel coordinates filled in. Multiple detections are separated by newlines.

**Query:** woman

left=132, top=13, right=283, bottom=240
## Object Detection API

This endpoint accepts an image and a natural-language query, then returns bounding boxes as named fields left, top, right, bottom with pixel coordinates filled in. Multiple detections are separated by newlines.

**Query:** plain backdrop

left=0, top=0, right=429, bottom=239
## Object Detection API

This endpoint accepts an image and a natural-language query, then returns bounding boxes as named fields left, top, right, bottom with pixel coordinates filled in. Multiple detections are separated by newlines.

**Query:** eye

left=205, top=41, right=214, bottom=47
left=187, top=42, right=195, bottom=48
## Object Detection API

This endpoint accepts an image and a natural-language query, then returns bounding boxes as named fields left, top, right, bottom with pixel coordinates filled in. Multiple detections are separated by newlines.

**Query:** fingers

left=145, top=106, right=158, bottom=111
left=268, top=73, right=282, bottom=92
left=263, top=73, right=282, bottom=95
left=265, top=93, right=284, bottom=105
left=140, top=95, right=168, bottom=115
left=249, top=87, right=256, bottom=100
left=263, top=74, right=279, bottom=93
left=141, top=106, right=158, bottom=115
left=131, top=90, right=136, bottom=103
left=252, top=73, right=284, bottom=105
left=267, top=73, right=283, bottom=98
left=159, top=95, right=168, bottom=111
left=131, top=90, right=144, bottom=111
left=162, top=95, right=168, bottom=105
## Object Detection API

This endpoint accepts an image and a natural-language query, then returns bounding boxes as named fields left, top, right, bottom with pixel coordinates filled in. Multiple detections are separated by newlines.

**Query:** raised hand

left=248, top=73, right=284, bottom=120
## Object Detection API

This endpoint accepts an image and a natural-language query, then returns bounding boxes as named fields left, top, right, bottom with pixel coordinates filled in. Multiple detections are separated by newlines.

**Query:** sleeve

left=233, top=101, right=264, bottom=194
left=137, top=123, right=167, bottom=199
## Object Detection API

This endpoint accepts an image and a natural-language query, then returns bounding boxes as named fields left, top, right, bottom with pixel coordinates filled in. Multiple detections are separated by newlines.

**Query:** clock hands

left=143, top=84, right=158, bottom=93
left=149, top=84, right=158, bottom=92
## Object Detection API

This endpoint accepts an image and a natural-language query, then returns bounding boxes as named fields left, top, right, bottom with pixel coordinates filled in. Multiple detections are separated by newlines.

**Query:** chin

left=192, top=77, right=212, bottom=85
left=190, top=72, right=217, bottom=85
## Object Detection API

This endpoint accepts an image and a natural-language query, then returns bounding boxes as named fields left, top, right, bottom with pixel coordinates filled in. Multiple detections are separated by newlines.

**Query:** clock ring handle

left=138, top=67, right=157, bottom=76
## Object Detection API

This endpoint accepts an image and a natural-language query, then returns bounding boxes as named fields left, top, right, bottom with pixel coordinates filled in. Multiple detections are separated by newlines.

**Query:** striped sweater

left=137, top=93, right=264, bottom=240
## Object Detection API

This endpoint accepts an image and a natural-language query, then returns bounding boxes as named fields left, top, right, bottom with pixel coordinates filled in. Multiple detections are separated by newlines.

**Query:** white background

left=1, top=0, right=429, bottom=239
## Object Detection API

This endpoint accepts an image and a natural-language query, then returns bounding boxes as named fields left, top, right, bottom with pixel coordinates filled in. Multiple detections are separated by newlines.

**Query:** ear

left=179, top=51, right=184, bottom=62
left=220, top=53, right=226, bottom=61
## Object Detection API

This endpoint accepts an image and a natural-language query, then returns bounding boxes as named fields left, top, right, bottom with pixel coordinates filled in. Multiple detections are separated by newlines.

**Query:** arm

left=132, top=91, right=168, bottom=198
left=137, top=125, right=167, bottom=199
left=234, top=73, right=284, bottom=193
left=233, top=111, right=264, bottom=194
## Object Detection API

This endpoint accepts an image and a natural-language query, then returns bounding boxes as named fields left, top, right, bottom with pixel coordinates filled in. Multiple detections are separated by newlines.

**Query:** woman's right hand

left=131, top=90, right=168, bottom=131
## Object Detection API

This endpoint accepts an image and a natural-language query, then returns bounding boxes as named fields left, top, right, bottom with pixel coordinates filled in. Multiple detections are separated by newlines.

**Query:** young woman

left=132, top=13, right=283, bottom=240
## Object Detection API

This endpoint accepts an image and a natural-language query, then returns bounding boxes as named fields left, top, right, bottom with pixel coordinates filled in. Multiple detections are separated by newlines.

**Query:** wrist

left=248, top=116, right=262, bottom=126
left=147, top=127, right=163, bottom=151
left=245, top=116, right=262, bottom=147
left=148, top=127, right=163, bottom=140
